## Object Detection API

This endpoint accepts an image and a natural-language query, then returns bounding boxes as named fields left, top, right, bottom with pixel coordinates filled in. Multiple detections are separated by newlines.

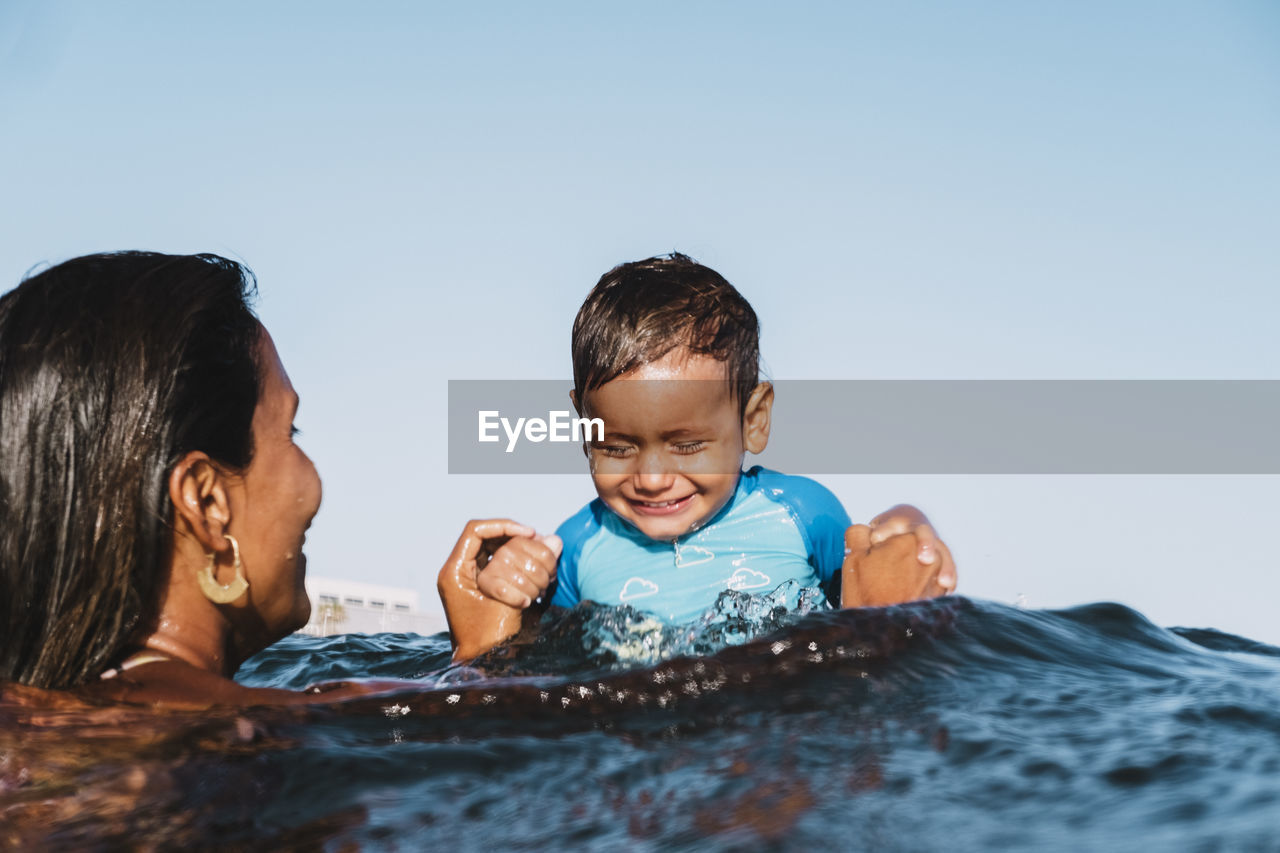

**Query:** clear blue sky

left=3, top=2, right=1278, bottom=639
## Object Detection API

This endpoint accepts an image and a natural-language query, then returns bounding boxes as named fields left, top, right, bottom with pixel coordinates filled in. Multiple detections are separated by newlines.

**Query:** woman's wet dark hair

left=0, top=252, right=261, bottom=689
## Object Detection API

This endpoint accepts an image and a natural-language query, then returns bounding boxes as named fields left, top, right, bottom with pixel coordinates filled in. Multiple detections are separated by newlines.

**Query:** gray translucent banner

left=447, top=380, right=1280, bottom=474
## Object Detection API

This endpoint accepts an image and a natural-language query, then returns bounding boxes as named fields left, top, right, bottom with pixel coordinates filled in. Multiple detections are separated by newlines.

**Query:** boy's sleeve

left=752, top=468, right=851, bottom=598
left=547, top=501, right=600, bottom=609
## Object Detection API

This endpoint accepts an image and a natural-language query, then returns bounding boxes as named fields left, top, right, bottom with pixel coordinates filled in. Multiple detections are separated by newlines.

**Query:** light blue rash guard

left=549, top=466, right=851, bottom=624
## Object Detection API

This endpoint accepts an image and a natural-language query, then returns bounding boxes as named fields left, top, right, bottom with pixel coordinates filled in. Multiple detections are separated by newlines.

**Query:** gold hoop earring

left=198, top=534, right=249, bottom=604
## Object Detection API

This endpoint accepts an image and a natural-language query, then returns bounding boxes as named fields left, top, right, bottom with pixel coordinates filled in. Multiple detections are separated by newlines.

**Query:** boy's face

left=578, top=349, right=771, bottom=542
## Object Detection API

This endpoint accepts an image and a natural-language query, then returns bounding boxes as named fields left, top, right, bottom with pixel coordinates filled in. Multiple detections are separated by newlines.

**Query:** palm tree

left=316, top=600, right=347, bottom=635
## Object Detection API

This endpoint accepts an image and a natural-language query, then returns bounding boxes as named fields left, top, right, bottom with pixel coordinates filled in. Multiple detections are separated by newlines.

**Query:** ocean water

left=4, top=594, right=1280, bottom=850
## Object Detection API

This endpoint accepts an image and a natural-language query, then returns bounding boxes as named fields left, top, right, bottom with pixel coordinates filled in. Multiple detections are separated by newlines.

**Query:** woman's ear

left=742, top=382, right=774, bottom=455
left=169, top=451, right=233, bottom=554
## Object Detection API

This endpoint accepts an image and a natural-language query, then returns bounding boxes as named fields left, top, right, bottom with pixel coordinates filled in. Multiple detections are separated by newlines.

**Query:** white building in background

left=300, top=576, right=445, bottom=636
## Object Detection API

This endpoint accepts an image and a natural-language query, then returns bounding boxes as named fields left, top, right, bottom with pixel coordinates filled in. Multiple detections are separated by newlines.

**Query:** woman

left=0, top=252, right=383, bottom=705
left=0, top=251, right=953, bottom=707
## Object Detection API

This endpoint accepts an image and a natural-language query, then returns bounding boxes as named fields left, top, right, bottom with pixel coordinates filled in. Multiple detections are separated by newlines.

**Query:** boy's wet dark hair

left=572, top=253, right=760, bottom=415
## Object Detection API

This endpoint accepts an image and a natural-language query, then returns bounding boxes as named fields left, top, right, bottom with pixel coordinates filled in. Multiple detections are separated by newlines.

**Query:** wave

left=6, top=596, right=1280, bottom=849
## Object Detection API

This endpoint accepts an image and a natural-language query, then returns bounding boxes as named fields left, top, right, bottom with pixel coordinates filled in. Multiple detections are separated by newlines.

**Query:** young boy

left=439, top=254, right=956, bottom=658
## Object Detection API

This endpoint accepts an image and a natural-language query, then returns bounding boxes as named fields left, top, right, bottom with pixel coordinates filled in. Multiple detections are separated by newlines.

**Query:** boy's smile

left=577, top=349, right=772, bottom=541
left=628, top=493, right=696, bottom=516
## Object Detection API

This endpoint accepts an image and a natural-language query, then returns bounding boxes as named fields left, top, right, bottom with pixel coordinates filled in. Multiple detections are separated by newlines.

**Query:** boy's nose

left=633, top=470, right=676, bottom=493
left=632, top=451, right=676, bottom=493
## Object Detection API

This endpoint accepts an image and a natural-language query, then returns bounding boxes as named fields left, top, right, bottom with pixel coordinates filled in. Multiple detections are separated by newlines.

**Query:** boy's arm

left=841, top=505, right=957, bottom=607
left=437, top=519, right=562, bottom=661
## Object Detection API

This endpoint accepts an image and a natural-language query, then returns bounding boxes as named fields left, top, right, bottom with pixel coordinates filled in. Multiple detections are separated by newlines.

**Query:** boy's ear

left=742, top=382, right=774, bottom=455
left=169, top=451, right=234, bottom=555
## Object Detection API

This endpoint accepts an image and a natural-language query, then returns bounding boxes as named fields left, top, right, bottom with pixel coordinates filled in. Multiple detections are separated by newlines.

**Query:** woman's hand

left=436, top=519, right=562, bottom=660
left=841, top=505, right=957, bottom=608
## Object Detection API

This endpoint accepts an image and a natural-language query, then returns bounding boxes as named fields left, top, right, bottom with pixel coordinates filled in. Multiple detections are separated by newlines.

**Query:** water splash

left=587, top=579, right=829, bottom=665
left=464, top=580, right=830, bottom=677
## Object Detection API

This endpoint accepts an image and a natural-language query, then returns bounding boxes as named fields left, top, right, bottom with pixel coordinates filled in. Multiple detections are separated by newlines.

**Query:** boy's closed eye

left=596, top=443, right=636, bottom=458
left=671, top=440, right=707, bottom=455
left=593, top=439, right=711, bottom=458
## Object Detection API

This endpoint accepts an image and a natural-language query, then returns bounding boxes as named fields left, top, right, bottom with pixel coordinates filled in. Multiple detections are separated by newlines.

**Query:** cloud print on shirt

left=726, top=568, right=772, bottom=591
left=619, top=577, right=660, bottom=601
left=675, top=544, right=714, bottom=568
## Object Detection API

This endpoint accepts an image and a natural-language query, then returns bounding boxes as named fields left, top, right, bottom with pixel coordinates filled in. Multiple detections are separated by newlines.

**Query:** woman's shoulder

left=83, top=660, right=294, bottom=709
left=82, top=660, right=403, bottom=709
